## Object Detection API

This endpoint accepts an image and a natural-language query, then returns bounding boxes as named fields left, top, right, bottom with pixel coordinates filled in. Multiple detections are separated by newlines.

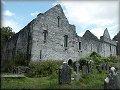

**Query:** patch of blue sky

left=2, top=0, right=56, bottom=29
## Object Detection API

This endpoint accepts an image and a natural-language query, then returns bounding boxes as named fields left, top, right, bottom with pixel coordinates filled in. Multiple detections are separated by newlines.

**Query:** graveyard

left=1, top=52, right=120, bottom=89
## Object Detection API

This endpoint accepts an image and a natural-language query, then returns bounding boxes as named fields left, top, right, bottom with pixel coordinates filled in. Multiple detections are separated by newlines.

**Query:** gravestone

left=104, top=67, right=120, bottom=89
left=96, top=64, right=102, bottom=73
left=74, top=62, right=80, bottom=81
left=16, top=66, right=30, bottom=74
left=88, top=60, right=94, bottom=73
left=105, top=63, right=109, bottom=71
left=59, top=62, right=71, bottom=84
left=102, top=63, right=106, bottom=70
left=82, top=65, right=88, bottom=78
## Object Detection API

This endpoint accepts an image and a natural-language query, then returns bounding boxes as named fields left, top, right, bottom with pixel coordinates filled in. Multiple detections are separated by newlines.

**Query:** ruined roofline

left=80, top=29, right=117, bottom=46
left=82, top=30, right=99, bottom=41
left=37, top=4, right=62, bottom=18
left=103, top=28, right=111, bottom=40
left=7, top=4, right=63, bottom=39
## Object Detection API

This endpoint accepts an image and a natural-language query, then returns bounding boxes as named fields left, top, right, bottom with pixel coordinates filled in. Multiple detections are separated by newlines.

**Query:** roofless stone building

left=2, top=4, right=117, bottom=64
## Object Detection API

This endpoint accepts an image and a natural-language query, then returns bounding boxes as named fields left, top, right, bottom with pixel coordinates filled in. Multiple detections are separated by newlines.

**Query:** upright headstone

left=104, top=67, right=120, bottom=89
left=105, top=63, right=109, bottom=71
left=82, top=65, right=88, bottom=78
left=96, top=64, right=102, bottom=73
left=102, top=63, right=106, bottom=70
left=88, top=60, right=94, bottom=73
left=74, top=62, right=80, bottom=81
left=59, top=62, right=71, bottom=84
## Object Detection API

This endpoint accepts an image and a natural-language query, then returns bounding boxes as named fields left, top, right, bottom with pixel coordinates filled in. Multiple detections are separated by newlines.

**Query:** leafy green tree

left=1, top=27, right=15, bottom=72
left=1, top=26, right=15, bottom=53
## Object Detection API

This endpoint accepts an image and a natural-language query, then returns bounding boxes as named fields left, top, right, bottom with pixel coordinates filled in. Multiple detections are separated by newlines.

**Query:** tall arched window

left=43, top=30, right=48, bottom=43
left=64, top=35, right=68, bottom=47
left=40, top=50, right=42, bottom=59
left=79, top=42, right=81, bottom=50
left=57, top=16, right=60, bottom=27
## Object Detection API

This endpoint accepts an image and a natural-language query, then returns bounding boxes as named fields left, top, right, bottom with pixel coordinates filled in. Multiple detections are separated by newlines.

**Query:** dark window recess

left=43, top=30, right=48, bottom=43
left=110, top=45, right=111, bottom=52
left=91, top=44, right=92, bottom=51
left=57, top=16, right=60, bottom=27
left=64, top=35, right=68, bottom=47
left=40, top=50, right=42, bottom=59
left=79, top=42, right=81, bottom=50
left=85, top=44, right=87, bottom=50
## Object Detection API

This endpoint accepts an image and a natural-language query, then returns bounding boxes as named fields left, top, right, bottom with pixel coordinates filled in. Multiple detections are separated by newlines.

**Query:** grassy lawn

left=1, top=56, right=120, bottom=89
left=1, top=69, right=108, bottom=89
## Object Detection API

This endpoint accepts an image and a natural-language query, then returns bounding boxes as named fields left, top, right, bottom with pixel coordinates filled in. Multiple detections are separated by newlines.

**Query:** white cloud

left=2, top=19, right=22, bottom=33
left=78, top=32, right=84, bottom=37
left=2, top=9, right=22, bottom=32
left=108, top=24, right=119, bottom=39
left=31, top=11, right=39, bottom=17
left=1, top=0, right=5, bottom=4
left=54, top=1, right=119, bottom=38
left=3, top=10, right=15, bottom=16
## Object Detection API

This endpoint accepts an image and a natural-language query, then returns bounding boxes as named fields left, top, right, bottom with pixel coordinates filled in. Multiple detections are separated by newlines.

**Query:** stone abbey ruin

left=2, top=4, right=117, bottom=64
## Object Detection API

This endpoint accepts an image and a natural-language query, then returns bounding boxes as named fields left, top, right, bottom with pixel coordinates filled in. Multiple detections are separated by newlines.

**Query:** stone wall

left=2, top=4, right=117, bottom=64
left=31, top=5, right=81, bottom=61
left=2, top=21, right=33, bottom=64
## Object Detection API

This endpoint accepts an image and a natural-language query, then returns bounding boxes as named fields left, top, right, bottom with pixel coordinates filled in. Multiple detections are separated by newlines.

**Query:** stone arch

left=68, top=59, right=73, bottom=67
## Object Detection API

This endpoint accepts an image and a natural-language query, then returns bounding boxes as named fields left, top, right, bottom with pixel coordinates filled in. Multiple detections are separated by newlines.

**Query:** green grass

left=1, top=68, right=108, bottom=89
left=1, top=58, right=120, bottom=89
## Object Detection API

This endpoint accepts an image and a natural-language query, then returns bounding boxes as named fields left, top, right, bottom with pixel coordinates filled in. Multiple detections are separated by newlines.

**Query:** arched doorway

left=68, top=59, right=73, bottom=67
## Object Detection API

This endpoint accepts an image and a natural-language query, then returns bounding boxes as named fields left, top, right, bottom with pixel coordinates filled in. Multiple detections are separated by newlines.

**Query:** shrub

left=3, top=52, right=28, bottom=73
left=108, top=55, right=118, bottom=63
left=89, top=52, right=101, bottom=65
left=26, top=60, right=63, bottom=77
left=90, top=52, right=101, bottom=58
left=79, top=58, right=89, bottom=69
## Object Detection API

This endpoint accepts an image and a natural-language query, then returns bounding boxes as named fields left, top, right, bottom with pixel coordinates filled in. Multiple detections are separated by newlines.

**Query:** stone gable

left=2, top=4, right=117, bottom=64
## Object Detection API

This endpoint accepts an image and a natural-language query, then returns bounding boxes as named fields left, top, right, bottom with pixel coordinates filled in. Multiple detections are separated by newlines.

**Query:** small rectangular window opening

left=79, top=42, right=81, bottom=50
left=64, top=35, right=68, bottom=47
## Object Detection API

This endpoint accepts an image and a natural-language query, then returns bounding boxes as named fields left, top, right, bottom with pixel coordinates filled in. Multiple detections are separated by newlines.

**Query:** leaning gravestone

left=59, top=62, right=71, bottom=84
left=74, top=62, right=80, bottom=81
left=82, top=65, right=88, bottom=78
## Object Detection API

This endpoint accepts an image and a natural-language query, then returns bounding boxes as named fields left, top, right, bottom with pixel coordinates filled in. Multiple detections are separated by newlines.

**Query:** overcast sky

left=1, top=0, right=120, bottom=39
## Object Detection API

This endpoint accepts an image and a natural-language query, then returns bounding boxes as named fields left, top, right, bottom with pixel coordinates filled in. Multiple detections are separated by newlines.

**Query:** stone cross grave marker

left=82, top=65, right=88, bottom=78
left=59, top=62, right=71, bottom=84
left=74, top=62, right=80, bottom=81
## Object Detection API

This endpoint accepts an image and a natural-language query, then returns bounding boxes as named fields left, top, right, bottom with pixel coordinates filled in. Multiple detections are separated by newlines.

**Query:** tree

left=1, top=26, right=15, bottom=51
left=1, top=27, right=15, bottom=72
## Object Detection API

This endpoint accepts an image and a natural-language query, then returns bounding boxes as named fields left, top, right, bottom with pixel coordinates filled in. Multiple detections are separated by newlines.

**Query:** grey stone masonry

left=2, top=4, right=117, bottom=64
